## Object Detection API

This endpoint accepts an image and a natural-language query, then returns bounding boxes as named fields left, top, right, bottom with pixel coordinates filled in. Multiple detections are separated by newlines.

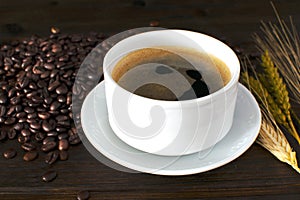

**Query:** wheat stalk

left=259, top=51, right=300, bottom=144
left=241, top=65, right=300, bottom=173
left=258, top=111, right=300, bottom=173
left=254, top=3, right=300, bottom=103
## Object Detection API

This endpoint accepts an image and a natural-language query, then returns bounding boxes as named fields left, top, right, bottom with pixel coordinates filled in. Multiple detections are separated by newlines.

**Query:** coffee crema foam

left=112, top=47, right=231, bottom=101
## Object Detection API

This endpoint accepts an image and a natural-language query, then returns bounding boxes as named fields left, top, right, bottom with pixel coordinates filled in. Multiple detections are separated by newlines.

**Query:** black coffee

left=112, top=47, right=231, bottom=101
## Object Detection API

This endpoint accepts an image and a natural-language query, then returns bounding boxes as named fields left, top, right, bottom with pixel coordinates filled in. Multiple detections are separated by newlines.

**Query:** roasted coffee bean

left=57, top=120, right=70, bottom=127
left=42, top=170, right=57, bottom=182
left=55, top=115, right=68, bottom=121
left=14, top=122, right=24, bottom=131
left=0, top=105, right=6, bottom=117
left=19, top=77, right=30, bottom=88
left=21, top=129, right=31, bottom=137
left=4, top=117, right=16, bottom=125
left=48, top=80, right=60, bottom=91
left=77, top=190, right=90, bottom=200
left=50, top=101, right=61, bottom=111
left=24, top=107, right=34, bottom=114
left=6, top=106, right=16, bottom=116
left=8, top=88, right=16, bottom=98
left=58, top=133, right=68, bottom=140
left=15, top=105, right=22, bottom=112
left=69, top=134, right=81, bottom=145
left=58, top=139, right=69, bottom=150
left=3, top=148, right=17, bottom=159
left=29, top=127, right=40, bottom=134
left=41, top=141, right=57, bottom=152
left=43, top=137, right=56, bottom=145
left=57, top=96, right=66, bottom=103
left=30, top=122, right=41, bottom=130
left=27, top=118, right=36, bottom=124
left=27, top=112, right=37, bottom=119
left=59, top=150, right=68, bottom=161
left=42, top=120, right=55, bottom=132
left=35, top=132, right=45, bottom=142
left=23, top=151, right=38, bottom=161
left=56, top=84, right=68, bottom=94
left=45, top=150, right=59, bottom=164
left=47, top=131, right=58, bottom=137
left=44, top=63, right=55, bottom=70
left=56, top=127, right=67, bottom=133
left=28, top=82, right=37, bottom=90
left=32, top=96, right=43, bottom=104
left=21, top=142, right=36, bottom=151
left=16, top=112, right=26, bottom=118
left=0, top=117, right=5, bottom=123
left=44, top=97, right=53, bottom=105
left=0, top=94, right=8, bottom=104
left=7, top=129, right=17, bottom=139
left=10, top=96, right=21, bottom=105
left=38, top=112, right=50, bottom=119
left=18, top=135, right=30, bottom=144
left=37, top=80, right=47, bottom=88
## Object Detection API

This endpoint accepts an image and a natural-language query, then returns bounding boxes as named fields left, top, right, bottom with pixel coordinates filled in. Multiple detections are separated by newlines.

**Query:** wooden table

left=1, top=0, right=300, bottom=199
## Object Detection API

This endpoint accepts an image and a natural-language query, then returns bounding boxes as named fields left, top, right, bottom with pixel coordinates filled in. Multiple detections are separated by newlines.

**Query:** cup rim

left=103, top=29, right=240, bottom=105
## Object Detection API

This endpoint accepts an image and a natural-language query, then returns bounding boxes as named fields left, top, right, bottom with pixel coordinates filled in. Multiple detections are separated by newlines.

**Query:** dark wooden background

left=1, top=0, right=300, bottom=199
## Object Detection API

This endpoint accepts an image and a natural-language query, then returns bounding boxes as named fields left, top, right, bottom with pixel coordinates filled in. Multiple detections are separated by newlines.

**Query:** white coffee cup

left=103, top=29, right=240, bottom=156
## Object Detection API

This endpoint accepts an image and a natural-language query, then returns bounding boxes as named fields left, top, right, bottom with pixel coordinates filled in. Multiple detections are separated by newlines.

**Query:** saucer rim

left=81, top=81, right=261, bottom=175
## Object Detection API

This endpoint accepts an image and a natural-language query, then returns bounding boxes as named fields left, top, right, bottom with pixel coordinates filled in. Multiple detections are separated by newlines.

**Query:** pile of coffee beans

left=0, top=28, right=106, bottom=189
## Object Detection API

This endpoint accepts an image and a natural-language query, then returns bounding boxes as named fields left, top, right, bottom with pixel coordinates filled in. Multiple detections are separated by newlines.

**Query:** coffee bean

left=35, top=132, right=45, bottom=142
left=3, top=148, right=17, bottom=159
left=55, top=115, right=69, bottom=121
left=38, top=112, right=50, bottom=119
left=58, top=133, right=68, bottom=140
left=44, top=97, right=53, bottom=105
left=48, top=80, right=60, bottom=91
left=21, top=142, right=36, bottom=151
left=30, top=121, right=41, bottom=130
left=50, top=101, right=61, bottom=111
left=69, top=134, right=81, bottom=145
left=15, top=105, right=22, bottom=112
left=27, top=112, right=37, bottom=119
left=24, top=107, right=34, bottom=114
left=0, top=94, right=8, bottom=104
left=10, top=96, right=21, bottom=105
left=4, top=117, right=16, bottom=125
left=44, top=63, right=55, bottom=70
left=45, top=150, right=59, bottom=164
left=16, top=112, right=26, bottom=118
left=0, top=105, right=6, bottom=117
left=21, top=129, right=31, bottom=137
left=0, top=117, right=5, bottom=123
left=77, top=190, right=90, bottom=200
left=41, top=141, right=57, bottom=152
left=47, top=131, right=58, bottom=137
left=57, top=95, right=66, bottom=103
left=58, top=139, right=69, bottom=150
left=56, top=84, right=68, bottom=95
left=7, top=129, right=17, bottom=139
left=59, top=150, right=68, bottom=161
left=42, top=120, right=55, bottom=132
left=14, top=122, right=24, bottom=131
left=18, top=135, right=30, bottom=144
left=6, top=106, right=16, bottom=116
left=42, top=170, right=57, bottom=182
left=56, top=127, right=67, bottom=133
left=19, top=77, right=30, bottom=88
left=23, top=151, right=38, bottom=161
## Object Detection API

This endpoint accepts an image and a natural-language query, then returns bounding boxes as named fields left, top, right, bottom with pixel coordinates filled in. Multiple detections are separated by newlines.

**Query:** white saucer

left=81, top=82, right=261, bottom=176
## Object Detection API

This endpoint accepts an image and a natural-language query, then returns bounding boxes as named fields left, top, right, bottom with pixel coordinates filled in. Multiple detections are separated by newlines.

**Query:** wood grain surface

left=1, top=0, right=300, bottom=199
